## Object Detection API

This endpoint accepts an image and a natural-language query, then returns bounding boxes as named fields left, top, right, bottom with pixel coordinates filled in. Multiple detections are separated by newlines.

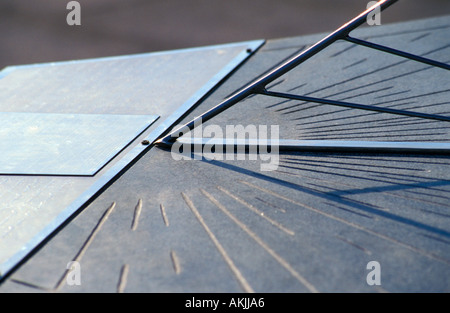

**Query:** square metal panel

left=0, top=113, right=159, bottom=176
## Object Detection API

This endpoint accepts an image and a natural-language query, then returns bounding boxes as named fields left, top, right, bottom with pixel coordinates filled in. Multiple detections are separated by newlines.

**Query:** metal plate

left=0, top=40, right=264, bottom=278
left=176, top=137, right=450, bottom=154
left=0, top=113, right=159, bottom=176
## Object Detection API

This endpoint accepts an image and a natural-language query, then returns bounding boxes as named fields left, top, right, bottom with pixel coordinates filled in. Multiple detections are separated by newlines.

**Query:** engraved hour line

left=181, top=192, right=254, bottom=293
left=217, top=186, right=295, bottom=236
left=160, top=204, right=169, bottom=227
left=170, top=250, right=181, bottom=274
left=239, top=180, right=450, bottom=265
left=275, top=167, right=450, bottom=210
left=131, top=199, right=143, bottom=231
left=55, top=202, right=116, bottom=291
left=201, top=188, right=319, bottom=293
left=117, top=264, right=129, bottom=293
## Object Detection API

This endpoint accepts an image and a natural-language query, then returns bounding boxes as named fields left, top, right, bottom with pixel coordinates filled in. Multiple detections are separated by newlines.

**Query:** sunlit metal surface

left=0, top=113, right=159, bottom=176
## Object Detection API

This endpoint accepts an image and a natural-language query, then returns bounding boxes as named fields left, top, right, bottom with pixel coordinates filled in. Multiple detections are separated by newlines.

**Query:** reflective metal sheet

left=0, top=113, right=159, bottom=175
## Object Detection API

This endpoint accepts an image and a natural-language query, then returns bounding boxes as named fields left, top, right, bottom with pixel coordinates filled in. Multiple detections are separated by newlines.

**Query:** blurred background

left=1, top=0, right=449, bottom=69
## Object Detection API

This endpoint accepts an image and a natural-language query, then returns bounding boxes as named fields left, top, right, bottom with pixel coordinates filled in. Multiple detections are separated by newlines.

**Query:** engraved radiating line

left=335, top=235, right=372, bottom=256
left=287, top=83, right=308, bottom=92
left=276, top=165, right=450, bottom=208
left=0, top=178, right=58, bottom=237
left=278, top=158, right=450, bottom=200
left=375, top=286, right=390, bottom=293
left=276, top=167, right=450, bottom=212
left=160, top=204, right=169, bottom=227
left=255, top=197, right=287, bottom=213
left=298, top=132, right=448, bottom=141
left=337, top=43, right=450, bottom=88
left=330, top=154, right=450, bottom=166
left=293, top=102, right=408, bottom=125
left=277, top=85, right=393, bottom=114
left=375, top=89, right=411, bottom=99
left=308, top=168, right=450, bottom=206
left=239, top=181, right=450, bottom=265
left=295, top=102, right=449, bottom=136
left=281, top=158, right=430, bottom=180
left=292, top=90, right=450, bottom=130
left=228, top=46, right=306, bottom=100
left=200, top=189, right=319, bottom=293
left=278, top=161, right=424, bottom=185
left=284, top=87, right=449, bottom=120
left=410, top=32, right=431, bottom=42
left=378, top=119, right=439, bottom=128
left=330, top=43, right=358, bottom=57
left=295, top=108, right=410, bottom=129
left=342, top=58, right=367, bottom=69
left=54, top=202, right=116, bottom=290
left=421, top=233, right=450, bottom=245
left=170, top=250, right=181, bottom=275
left=361, top=38, right=444, bottom=82
left=292, top=165, right=450, bottom=217
left=117, top=264, right=129, bottom=293
left=262, top=44, right=307, bottom=53
left=327, top=203, right=375, bottom=219
left=266, top=84, right=308, bottom=109
left=286, top=56, right=409, bottom=105
left=300, top=122, right=450, bottom=136
left=303, top=102, right=450, bottom=128
left=280, top=157, right=443, bottom=186
left=271, top=170, right=392, bottom=212
left=131, top=199, right=142, bottom=231
left=296, top=113, right=409, bottom=130
left=373, top=89, right=450, bottom=106
left=181, top=192, right=254, bottom=293
left=283, top=157, right=424, bottom=173
left=275, top=46, right=450, bottom=119
left=367, top=24, right=450, bottom=39
left=217, top=186, right=295, bottom=236
left=377, top=102, right=450, bottom=124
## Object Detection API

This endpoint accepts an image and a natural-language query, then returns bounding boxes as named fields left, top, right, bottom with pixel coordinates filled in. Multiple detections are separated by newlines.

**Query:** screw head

left=141, top=140, right=150, bottom=145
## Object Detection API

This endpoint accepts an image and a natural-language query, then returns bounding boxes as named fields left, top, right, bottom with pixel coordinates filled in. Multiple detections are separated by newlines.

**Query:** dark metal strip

left=260, top=90, right=450, bottom=122
left=344, top=36, right=450, bottom=70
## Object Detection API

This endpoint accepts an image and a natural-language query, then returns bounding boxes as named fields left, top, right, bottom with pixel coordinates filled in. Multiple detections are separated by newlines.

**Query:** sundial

left=0, top=0, right=449, bottom=293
